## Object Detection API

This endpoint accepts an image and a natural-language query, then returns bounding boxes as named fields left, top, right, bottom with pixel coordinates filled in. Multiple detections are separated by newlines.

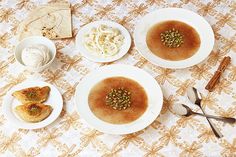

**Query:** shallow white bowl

left=74, top=64, right=163, bottom=134
left=134, top=8, right=215, bottom=69
left=76, top=20, right=131, bottom=63
left=15, top=36, right=56, bottom=72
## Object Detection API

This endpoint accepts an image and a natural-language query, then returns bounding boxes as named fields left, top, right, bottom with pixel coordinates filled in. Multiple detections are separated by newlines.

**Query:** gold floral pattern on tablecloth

left=0, top=0, right=236, bottom=156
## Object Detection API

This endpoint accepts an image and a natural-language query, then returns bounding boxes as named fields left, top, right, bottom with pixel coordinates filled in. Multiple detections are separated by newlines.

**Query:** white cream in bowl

left=21, top=44, right=51, bottom=68
left=15, top=36, right=56, bottom=72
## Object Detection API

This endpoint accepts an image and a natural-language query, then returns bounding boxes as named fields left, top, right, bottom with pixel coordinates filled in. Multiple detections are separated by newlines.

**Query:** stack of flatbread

left=18, top=3, right=72, bottom=40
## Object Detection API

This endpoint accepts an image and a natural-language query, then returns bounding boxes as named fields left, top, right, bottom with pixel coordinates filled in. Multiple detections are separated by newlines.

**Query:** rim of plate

left=74, top=64, right=163, bottom=134
left=76, top=20, right=131, bottom=63
left=134, top=8, right=215, bottom=69
left=2, top=80, right=63, bottom=129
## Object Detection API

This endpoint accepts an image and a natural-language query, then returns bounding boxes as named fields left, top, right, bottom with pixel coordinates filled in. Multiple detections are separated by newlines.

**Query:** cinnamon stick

left=205, top=56, right=231, bottom=92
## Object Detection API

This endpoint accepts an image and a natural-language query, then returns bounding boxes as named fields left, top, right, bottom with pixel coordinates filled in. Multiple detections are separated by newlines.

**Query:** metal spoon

left=187, top=87, right=223, bottom=138
left=174, top=104, right=236, bottom=124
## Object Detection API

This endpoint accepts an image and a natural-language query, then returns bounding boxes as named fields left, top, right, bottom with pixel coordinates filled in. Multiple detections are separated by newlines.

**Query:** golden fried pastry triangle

left=15, top=103, right=53, bottom=123
left=12, top=86, right=50, bottom=104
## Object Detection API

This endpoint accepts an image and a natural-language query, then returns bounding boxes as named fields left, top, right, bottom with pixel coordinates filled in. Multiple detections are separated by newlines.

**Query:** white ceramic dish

left=134, top=8, right=214, bottom=69
left=76, top=20, right=131, bottom=63
left=74, top=64, right=163, bottom=134
left=15, top=36, right=56, bottom=72
left=2, top=80, right=63, bottom=129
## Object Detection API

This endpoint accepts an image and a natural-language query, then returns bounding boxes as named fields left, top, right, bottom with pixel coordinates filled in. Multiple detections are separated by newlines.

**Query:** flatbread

left=18, top=3, right=72, bottom=40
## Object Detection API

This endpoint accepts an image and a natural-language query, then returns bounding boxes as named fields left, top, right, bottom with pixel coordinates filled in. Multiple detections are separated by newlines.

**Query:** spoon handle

left=188, top=87, right=223, bottom=138
left=194, top=112, right=236, bottom=124
left=199, top=107, right=223, bottom=138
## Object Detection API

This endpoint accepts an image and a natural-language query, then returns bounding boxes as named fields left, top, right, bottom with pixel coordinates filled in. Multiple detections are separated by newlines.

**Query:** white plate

left=76, top=20, right=131, bottom=63
left=74, top=64, right=163, bottom=134
left=134, top=8, right=214, bottom=69
left=2, top=80, right=63, bottom=129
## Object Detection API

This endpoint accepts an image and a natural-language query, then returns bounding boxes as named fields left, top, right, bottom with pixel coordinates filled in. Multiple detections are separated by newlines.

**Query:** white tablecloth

left=0, top=0, right=236, bottom=156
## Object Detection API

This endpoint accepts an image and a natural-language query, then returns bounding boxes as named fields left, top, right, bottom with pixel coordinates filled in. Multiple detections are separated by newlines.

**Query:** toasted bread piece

left=15, top=103, right=53, bottom=123
left=12, top=86, right=50, bottom=104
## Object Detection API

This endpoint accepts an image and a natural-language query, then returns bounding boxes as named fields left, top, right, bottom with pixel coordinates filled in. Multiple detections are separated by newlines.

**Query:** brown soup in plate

left=146, top=20, right=201, bottom=61
left=88, top=77, right=148, bottom=124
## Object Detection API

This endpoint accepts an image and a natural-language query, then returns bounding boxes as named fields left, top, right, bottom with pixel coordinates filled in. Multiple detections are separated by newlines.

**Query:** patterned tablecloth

left=0, top=0, right=236, bottom=156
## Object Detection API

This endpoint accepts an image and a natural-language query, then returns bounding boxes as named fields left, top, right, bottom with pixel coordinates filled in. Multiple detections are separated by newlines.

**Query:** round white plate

left=2, top=80, right=63, bottom=129
left=134, top=8, right=214, bottom=69
left=76, top=20, right=131, bottom=63
left=74, top=64, right=163, bottom=134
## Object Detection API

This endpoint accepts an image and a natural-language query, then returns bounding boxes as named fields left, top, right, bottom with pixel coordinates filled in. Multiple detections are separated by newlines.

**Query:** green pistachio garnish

left=28, top=104, right=41, bottom=115
left=160, top=28, right=184, bottom=48
left=105, top=87, right=131, bottom=110
left=27, top=91, right=37, bottom=99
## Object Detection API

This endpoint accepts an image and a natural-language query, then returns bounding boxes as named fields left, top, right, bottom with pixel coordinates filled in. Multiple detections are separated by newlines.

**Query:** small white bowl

left=15, top=36, right=56, bottom=72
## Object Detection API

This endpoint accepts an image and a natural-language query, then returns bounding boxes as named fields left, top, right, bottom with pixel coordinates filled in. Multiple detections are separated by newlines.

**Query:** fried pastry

left=12, top=86, right=50, bottom=104
left=15, top=103, right=53, bottom=123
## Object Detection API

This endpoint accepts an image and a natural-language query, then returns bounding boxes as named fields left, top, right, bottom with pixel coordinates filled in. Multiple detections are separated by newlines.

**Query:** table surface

left=0, top=0, right=236, bottom=157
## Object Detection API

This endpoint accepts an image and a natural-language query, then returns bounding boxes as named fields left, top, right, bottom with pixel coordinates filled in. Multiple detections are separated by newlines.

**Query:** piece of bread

left=15, top=103, right=53, bottom=123
left=17, top=3, right=72, bottom=40
left=12, top=86, right=50, bottom=104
